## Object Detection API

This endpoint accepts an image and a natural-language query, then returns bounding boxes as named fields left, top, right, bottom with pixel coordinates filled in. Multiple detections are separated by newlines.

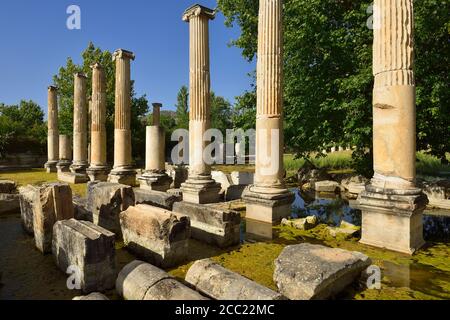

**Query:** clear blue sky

left=0, top=0, right=255, bottom=117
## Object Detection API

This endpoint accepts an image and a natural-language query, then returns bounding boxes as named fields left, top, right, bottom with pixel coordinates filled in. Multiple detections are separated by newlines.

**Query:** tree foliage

left=53, top=42, right=149, bottom=162
left=218, top=0, right=450, bottom=174
left=0, top=100, right=47, bottom=157
left=175, top=86, right=189, bottom=129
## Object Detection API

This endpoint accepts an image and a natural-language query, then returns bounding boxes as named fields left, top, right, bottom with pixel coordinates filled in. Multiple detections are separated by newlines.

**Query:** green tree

left=53, top=42, right=149, bottom=162
left=0, top=100, right=47, bottom=156
left=175, top=86, right=189, bottom=129
left=218, top=0, right=450, bottom=175
left=211, top=91, right=233, bottom=134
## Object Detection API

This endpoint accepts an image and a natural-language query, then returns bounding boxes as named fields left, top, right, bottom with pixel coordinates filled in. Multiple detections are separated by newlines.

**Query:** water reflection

left=244, top=188, right=450, bottom=242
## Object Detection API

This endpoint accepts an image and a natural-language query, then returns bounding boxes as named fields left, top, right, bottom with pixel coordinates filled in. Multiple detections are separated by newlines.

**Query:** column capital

left=90, top=62, right=103, bottom=70
left=74, top=72, right=88, bottom=79
left=183, top=4, right=215, bottom=22
left=152, top=102, right=162, bottom=109
left=113, top=49, right=135, bottom=61
left=48, top=85, right=58, bottom=92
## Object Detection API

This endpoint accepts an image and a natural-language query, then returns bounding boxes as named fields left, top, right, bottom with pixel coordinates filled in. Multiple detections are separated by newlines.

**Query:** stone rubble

left=29, top=183, right=74, bottom=253
left=186, top=259, right=285, bottom=300
left=88, top=182, right=135, bottom=235
left=120, top=204, right=190, bottom=268
left=173, top=201, right=241, bottom=248
left=274, top=243, right=371, bottom=300
left=53, top=219, right=116, bottom=293
left=117, top=260, right=207, bottom=300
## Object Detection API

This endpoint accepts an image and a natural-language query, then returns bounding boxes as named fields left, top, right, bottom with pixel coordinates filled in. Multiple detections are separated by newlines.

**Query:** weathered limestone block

left=341, top=175, right=368, bottom=198
left=212, top=171, right=232, bottom=190
left=326, top=221, right=361, bottom=239
left=58, top=172, right=89, bottom=184
left=0, top=180, right=17, bottom=194
left=18, top=185, right=37, bottom=234
left=173, top=201, right=241, bottom=248
left=297, top=166, right=331, bottom=186
left=53, top=219, right=116, bottom=293
left=0, top=180, right=19, bottom=215
left=134, top=188, right=179, bottom=210
left=32, top=183, right=74, bottom=253
left=274, top=244, right=371, bottom=300
left=73, top=292, right=109, bottom=300
left=120, top=205, right=190, bottom=268
left=167, top=188, right=183, bottom=199
left=73, top=196, right=92, bottom=221
left=117, top=260, right=207, bottom=300
left=186, top=259, right=284, bottom=300
left=225, top=185, right=247, bottom=201
left=88, top=182, right=135, bottom=235
left=0, top=193, right=20, bottom=215
left=281, top=216, right=318, bottom=230
left=167, top=165, right=189, bottom=189
left=313, top=181, right=340, bottom=193
left=420, top=180, right=450, bottom=209
left=230, top=172, right=254, bottom=185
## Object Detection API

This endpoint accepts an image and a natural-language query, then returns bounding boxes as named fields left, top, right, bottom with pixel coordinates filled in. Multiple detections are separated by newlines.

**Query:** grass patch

left=284, top=152, right=353, bottom=177
left=0, top=169, right=87, bottom=197
left=417, top=152, right=450, bottom=177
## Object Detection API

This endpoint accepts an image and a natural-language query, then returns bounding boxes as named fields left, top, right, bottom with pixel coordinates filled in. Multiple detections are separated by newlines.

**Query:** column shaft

left=72, top=73, right=88, bottom=170
left=90, top=64, right=107, bottom=167
left=372, top=0, right=416, bottom=190
left=108, top=49, right=136, bottom=186
left=188, top=13, right=212, bottom=177
left=47, top=86, right=59, bottom=163
left=254, top=0, right=285, bottom=191
left=113, top=52, right=132, bottom=169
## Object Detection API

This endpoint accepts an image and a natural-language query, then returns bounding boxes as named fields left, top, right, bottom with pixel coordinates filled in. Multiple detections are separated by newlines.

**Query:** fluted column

left=359, top=0, right=426, bottom=254
left=139, top=103, right=172, bottom=191
left=254, top=0, right=285, bottom=191
left=44, top=86, right=59, bottom=173
left=70, top=73, right=89, bottom=173
left=57, top=135, right=72, bottom=173
left=180, top=4, right=221, bottom=204
left=108, top=49, right=136, bottom=186
left=372, top=0, right=416, bottom=190
left=185, top=4, right=214, bottom=178
left=242, top=0, right=294, bottom=224
left=87, top=63, right=109, bottom=181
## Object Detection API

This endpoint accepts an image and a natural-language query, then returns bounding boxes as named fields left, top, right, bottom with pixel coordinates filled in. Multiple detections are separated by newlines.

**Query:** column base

left=358, top=185, right=428, bottom=255
left=108, top=168, right=137, bottom=187
left=242, top=186, right=295, bottom=224
left=86, top=166, right=110, bottom=182
left=70, top=162, right=89, bottom=174
left=44, top=161, right=58, bottom=173
left=180, top=175, right=222, bottom=204
left=138, top=172, right=173, bottom=192
left=56, top=160, right=72, bottom=174
left=58, top=172, right=89, bottom=184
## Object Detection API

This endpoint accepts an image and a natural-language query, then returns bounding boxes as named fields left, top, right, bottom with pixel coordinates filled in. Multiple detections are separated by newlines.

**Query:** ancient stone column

left=242, top=0, right=294, bottom=223
left=180, top=4, right=221, bottom=204
left=108, top=49, right=136, bottom=186
left=57, top=135, right=72, bottom=173
left=358, top=0, right=427, bottom=254
left=139, top=103, right=173, bottom=191
left=44, top=86, right=59, bottom=173
left=70, top=73, right=89, bottom=174
left=87, top=63, right=109, bottom=182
